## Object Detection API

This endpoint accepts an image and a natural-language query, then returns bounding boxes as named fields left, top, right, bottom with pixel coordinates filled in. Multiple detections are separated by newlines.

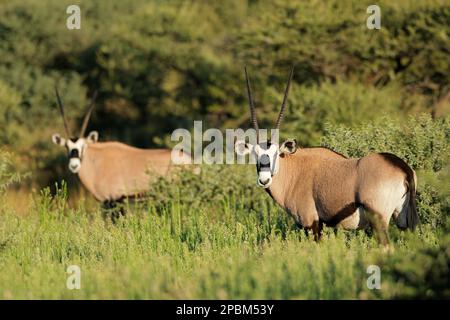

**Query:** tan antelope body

left=76, top=142, right=190, bottom=202
left=235, top=67, right=419, bottom=244
left=51, top=87, right=191, bottom=213
left=265, top=146, right=418, bottom=240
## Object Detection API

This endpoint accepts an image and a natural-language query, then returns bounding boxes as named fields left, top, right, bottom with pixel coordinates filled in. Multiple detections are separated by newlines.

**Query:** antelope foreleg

left=302, top=220, right=323, bottom=242
left=367, top=210, right=390, bottom=248
left=102, top=200, right=126, bottom=223
left=312, top=220, right=323, bottom=242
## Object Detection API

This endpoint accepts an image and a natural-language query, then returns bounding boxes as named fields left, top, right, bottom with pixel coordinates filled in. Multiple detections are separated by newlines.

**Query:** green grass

left=0, top=180, right=444, bottom=300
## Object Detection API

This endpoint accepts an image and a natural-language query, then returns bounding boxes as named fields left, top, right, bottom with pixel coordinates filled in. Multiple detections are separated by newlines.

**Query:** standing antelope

left=51, top=87, right=191, bottom=215
left=235, top=67, right=419, bottom=245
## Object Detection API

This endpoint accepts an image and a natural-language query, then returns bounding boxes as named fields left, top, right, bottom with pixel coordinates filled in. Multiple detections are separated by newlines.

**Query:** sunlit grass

left=0, top=182, right=443, bottom=299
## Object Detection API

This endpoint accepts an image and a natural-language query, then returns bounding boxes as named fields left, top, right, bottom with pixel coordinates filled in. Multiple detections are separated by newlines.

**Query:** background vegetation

left=0, top=0, right=448, bottom=299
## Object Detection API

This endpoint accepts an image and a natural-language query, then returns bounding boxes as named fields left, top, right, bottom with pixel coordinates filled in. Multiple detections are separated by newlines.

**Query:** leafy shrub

left=380, top=219, right=450, bottom=299
left=322, top=114, right=450, bottom=171
left=416, top=184, right=447, bottom=229
left=280, top=81, right=420, bottom=145
left=236, top=0, right=450, bottom=101
left=146, top=164, right=269, bottom=213
left=0, top=151, right=21, bottom=193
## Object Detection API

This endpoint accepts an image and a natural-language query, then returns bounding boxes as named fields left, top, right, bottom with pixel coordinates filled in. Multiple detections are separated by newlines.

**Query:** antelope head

left=235, top=66, right=296, bottom=188
left=52, top=87, right=98, bottom=173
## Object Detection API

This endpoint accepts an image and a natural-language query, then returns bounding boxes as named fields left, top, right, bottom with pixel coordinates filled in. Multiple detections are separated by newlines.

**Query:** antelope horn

left=54, top=85, right=71, bottom=137
left=244, top=66, right=259, bottom=143
left=80, top=90, right=98, bottom=138
left=274, top=65, right=294, bottom=130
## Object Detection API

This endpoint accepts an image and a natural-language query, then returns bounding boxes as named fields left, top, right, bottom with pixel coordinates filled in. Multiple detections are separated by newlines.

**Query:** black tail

left=405, top=169, right=419, bottom=230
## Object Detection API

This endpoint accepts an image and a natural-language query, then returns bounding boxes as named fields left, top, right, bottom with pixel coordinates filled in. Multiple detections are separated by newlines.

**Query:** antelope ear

left=280, top=139, right=298, bottom=155
left=52, top=133, right=66, bottom=146
left=87, top=131, right=99, bottom=143
left=235, top=140, right=253, bottom=156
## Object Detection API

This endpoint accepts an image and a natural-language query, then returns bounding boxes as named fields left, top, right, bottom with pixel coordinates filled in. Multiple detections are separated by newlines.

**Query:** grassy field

left=0, top=165, right=447, bottom=300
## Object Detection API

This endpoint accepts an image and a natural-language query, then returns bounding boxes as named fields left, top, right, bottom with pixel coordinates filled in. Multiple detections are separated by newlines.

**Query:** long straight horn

left=274, top=65, right=294, bottom=130
left=54, top=85, right=71, bottom=137
left=79, top=90, right=98, bottom=138
left=244, top=67, right=259, bottom=142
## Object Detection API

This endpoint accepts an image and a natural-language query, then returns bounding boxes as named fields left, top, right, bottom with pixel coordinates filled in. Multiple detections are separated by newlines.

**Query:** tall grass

left=0, top=167, right=444, bottom=299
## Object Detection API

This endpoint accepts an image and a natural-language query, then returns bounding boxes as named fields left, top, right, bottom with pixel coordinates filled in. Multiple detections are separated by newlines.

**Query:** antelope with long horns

left=235, top=67, right=419, bottom=245
left=52, top=87, right=192, bottom=216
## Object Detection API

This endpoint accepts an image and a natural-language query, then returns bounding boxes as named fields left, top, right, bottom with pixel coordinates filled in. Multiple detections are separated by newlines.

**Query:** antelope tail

left=380, top=152, right=420, bottom=231
left=405, top=169, right=419, bottom=231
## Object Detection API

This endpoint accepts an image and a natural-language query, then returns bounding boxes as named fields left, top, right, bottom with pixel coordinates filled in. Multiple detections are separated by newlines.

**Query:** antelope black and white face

left=236, top=65, right=295, bottom=188
left=52, top=86, right=98, bottom=174
left=235, top=139, right=297, bottom=188
left=52, top=131, right=98, bottom=173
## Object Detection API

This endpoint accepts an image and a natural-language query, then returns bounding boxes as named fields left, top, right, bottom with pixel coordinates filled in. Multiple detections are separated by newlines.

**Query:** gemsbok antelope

left=51, top=87, right=192, bottom=217
left=235, top=67, right=419, bottom=245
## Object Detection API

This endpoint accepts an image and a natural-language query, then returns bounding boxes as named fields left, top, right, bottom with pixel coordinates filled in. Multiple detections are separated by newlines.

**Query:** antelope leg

left=367, top=210, right=390, bottom=247
left=312, top=220, right=323, bottom=242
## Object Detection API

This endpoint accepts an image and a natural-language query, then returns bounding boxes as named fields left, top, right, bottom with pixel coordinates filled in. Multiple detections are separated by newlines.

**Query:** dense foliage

left=0, top=152, right=21, bottom=193
left=0, top=0, right=448, bottom=186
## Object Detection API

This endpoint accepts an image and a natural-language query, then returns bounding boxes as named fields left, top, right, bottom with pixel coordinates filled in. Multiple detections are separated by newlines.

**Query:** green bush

left=0, top=151, right=21, bottom=193
left=280, top=81, right=419, bottom=145
left=380, top=219, right=450, bottom=299
left=145, top=165, right=277, bottom=221
left=322, top=114, right=450, bottom=171
left=236, top=0, right=450, bottom=100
